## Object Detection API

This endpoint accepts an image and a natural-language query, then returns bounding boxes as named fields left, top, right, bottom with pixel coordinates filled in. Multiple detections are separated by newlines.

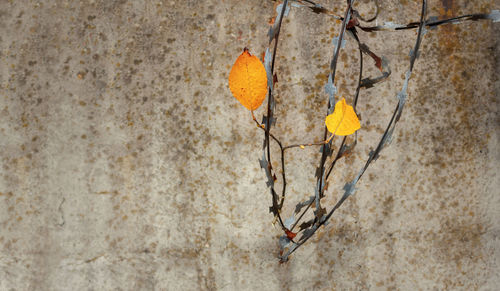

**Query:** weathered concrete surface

left=0, top=0, right=499, bottom=290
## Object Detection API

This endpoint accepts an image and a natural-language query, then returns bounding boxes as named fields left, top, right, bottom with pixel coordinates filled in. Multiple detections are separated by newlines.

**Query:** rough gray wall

left=0, top=0, right=499, bottom=290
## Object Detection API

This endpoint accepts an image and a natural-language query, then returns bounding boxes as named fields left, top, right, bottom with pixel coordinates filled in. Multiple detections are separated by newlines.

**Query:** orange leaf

left=325, top=98, right=361, bottom=136
left=228, top=48, right=268, bottom=111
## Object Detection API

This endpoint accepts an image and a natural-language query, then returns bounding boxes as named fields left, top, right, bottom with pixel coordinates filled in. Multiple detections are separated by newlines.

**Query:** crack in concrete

left=57, top=198, right=65, bottom=227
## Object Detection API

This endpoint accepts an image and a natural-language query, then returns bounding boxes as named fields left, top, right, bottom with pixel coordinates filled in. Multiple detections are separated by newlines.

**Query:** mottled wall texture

left=0, top=0, right=499, bottom=290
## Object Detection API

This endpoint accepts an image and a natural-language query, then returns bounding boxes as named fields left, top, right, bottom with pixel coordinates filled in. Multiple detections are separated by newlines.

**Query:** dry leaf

left=325, top=98, right=360, bottom=136
left=228, top=48, right=268, bottom=111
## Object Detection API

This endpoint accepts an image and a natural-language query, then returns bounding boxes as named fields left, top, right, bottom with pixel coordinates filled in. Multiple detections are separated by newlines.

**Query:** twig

left=279, top=0, right=428, bottom=262
left=262, top=0, right=290, bottom=230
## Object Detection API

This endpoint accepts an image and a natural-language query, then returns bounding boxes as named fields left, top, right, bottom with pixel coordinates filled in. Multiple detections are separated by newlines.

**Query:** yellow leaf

left=325, top=98, right=360, bottom=136
left=228, top=48, right=268, bottom=111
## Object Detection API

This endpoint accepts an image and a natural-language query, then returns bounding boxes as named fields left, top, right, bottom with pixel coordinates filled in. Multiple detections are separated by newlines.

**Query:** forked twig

left=247, top=0, right=499, bottom=262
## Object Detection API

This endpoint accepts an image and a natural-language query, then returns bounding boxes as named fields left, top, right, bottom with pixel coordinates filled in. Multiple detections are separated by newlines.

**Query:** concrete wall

left=0, top=0, right=499, bottom=290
